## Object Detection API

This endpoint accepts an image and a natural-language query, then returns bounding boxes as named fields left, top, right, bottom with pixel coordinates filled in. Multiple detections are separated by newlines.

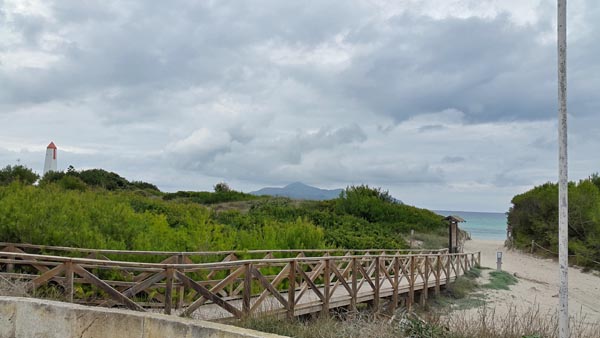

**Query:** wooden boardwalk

left=0, top=243, right=479, bottom=320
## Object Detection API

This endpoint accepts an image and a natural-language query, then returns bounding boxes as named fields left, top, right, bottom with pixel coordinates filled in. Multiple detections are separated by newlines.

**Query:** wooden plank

left=243, top=264, right=251, bottom=316
left=379, top=257, right=394, bottom=287
left=357, top=259, right=376, bottom=292
left=183, top=265, right=245, bottom=316
left=392, top=256, right=399, bottom=312
left=251, top=267, right=288, bottom=309
left=3, top=246, right=50, bottom=273
left=435, top=255, right=441, bottom=295
left=351, top=257, right=357, bottom=312
left=422, top=257, right=429, bottom=306
left=373, top=257, right=380, bottom=313
left=329, top=262, right=352, bottom=296
left=323, top=259, right=330, bottom=315
left=295, top=263, right=324, bottom=303
left=176, top=254, right=184, bottom=309
left=31, top=263, right=65, bottom=289
left=293, top=261, right=324, bottom=303
left=133, top=255, right=177, bottom=282
left=445, top=255, right=450, bottom=282
left=288, top=261, right=296, bottom=319
left=251, top=265, right=289, bottom=312
left=72, top=264, right=145, bottom=312
left=65, top=261, right=73, bottom=303
left=329, top=259, right=351, bottom=295
left=175, top=271, right=243, bottom=318
left=207, top=253, right=235, bottom=279
left=357, top=263, right=376, bottom=290
left=408, top=256, right=415, bottom=311
left=165, top=267, right=174, bottom=315
left=121, top=271, right=167, bottom=298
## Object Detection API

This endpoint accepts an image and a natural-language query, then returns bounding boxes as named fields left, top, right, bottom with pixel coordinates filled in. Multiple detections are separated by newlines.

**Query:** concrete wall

left=0, top=296, right=287, bottom=338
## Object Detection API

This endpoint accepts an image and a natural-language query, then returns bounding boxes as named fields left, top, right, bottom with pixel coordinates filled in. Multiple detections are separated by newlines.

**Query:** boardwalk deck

left=0, top=243, right=479, bottom=319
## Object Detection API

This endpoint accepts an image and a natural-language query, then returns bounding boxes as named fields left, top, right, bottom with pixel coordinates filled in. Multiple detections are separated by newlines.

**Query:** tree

left=214, top=182, right=231, bottom=193
left=0, top=165, right=39, bottom=185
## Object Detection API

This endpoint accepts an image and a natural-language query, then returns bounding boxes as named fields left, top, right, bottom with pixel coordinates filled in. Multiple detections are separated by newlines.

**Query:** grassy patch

left=483, top=271, right=518, bottom=290
left=464, top=266, right=482, bottom=279
left=412, top=231, right=448, bottom=249
left=446, top=276, right=478, bottom=299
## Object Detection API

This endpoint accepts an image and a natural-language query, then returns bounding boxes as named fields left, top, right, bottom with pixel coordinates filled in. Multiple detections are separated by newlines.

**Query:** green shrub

left=483, top=271, right=518, bottom=290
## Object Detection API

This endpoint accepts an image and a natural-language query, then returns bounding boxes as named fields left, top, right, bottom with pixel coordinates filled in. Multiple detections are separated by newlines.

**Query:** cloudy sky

left=1, top=0, right=598, bottom=212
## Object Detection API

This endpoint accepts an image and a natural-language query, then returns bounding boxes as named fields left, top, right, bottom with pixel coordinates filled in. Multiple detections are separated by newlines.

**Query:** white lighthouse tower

left=43, top=142, right=57, bottom=174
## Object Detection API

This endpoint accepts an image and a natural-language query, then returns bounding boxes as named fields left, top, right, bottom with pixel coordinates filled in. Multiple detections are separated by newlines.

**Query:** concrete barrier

left=0, top=296, right=288, bottom=338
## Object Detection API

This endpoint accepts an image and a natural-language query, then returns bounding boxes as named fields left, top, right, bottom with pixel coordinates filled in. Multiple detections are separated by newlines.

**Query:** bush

left=508, top=175, right=600, bottom=269
left=0, top=165, right=39, bottom=185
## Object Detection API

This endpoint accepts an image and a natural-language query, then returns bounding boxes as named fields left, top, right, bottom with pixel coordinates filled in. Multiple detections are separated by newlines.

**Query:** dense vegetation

left=508, top=174, right=600, bottom=269
left=0, top=165, right=446, bottom=253
left=39, top=166, right=160, bottom=193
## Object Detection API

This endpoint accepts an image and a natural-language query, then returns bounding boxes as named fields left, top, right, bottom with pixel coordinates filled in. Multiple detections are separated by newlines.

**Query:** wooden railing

left=0, top=243, right=479, bottom=320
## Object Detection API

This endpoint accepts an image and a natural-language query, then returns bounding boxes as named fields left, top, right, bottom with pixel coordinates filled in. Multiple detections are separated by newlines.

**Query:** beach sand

left=462, top=239, right=600, bottom=325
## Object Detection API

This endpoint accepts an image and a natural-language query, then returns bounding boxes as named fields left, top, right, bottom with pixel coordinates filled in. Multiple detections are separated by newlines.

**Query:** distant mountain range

left=250, top=182, right=344, bottom=200
left=250, top=182, right=403, bottom=203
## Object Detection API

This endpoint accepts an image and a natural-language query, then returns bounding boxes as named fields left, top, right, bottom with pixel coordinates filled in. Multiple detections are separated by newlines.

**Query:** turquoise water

left=434, top=210, right=508, bottom=241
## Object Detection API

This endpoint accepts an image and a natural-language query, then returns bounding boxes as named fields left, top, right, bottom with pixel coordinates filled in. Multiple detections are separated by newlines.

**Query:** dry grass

left=234, top=302, right=600, bottom=338
left=443, top=303, right=600, bottom=338
left=0, top=275, right=64, bottom=300
left=237, top=311, right=406, bottom=338
left=0, top=275, right=30, bottom=297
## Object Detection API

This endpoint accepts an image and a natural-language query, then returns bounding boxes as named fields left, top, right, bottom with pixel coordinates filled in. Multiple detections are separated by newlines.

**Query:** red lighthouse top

left=47, top=142, right=57, bottom=159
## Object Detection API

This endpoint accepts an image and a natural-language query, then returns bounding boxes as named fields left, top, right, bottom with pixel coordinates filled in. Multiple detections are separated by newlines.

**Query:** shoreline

left=462, top=238, right=600, bottom=324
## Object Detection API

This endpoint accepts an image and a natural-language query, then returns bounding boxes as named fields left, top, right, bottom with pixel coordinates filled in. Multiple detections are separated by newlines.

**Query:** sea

left=434, top=210, right=508, bottom=241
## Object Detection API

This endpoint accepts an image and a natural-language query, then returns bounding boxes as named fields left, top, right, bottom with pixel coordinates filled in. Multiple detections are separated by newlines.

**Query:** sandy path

left=463, top=239, right=600, bottom=324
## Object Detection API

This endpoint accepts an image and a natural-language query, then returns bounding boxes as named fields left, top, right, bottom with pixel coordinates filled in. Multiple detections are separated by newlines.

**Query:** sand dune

left=463, top=239, right=600, bottom=324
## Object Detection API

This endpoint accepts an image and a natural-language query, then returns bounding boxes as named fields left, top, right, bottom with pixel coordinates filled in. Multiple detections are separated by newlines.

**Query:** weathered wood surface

left=0, top=243, right=479, bottom=319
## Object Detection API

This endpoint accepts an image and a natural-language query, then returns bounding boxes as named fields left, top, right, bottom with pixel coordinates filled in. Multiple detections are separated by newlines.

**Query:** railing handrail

left=0, top=242, right=448, bottom=256
left=0, top=249, right=477, bottom=270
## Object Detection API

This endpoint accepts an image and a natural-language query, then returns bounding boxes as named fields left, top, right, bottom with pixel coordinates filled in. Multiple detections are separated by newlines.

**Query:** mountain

left=250, top=182, right=344, bottom=200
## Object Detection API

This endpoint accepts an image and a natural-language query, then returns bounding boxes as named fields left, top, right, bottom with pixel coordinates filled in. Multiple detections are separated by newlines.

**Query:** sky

left=1, top=0, right=599, bottom=213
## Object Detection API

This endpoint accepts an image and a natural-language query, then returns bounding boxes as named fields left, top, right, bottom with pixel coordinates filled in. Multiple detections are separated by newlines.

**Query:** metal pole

left=557, top=0, right=569, bottom=337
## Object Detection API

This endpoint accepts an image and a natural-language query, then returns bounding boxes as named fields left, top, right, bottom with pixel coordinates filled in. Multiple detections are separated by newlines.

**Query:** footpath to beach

left=463, top=239, right=600, bottom=324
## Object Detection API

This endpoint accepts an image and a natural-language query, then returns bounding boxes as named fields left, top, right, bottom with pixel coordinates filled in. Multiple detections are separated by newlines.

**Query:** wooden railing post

left=392, top=256, right=399, bottom=310
left=408, top=255, right=415, bottom=312
left=323, top=258, right=330, bottom=316
left=351, top=257, right=357, bottom=312
left=4, top=245, right=15, bottom=273
left=422, top=256, right=429, bottom=306
left=165, top=267, right=174, bottom=315
left=435, top=254, right=441, bottom=296
left=288, top=261, right=296, bottom=319
left=373, top=256, right=380, bottom=313
left=446, top=254, right=451, bottom=282
left=65, top=261, right=74, bottom=303
left=176, top=254, right=184, bottom=309
left=477, top=252, right=481, bottom=267
left=243, top=263, right=251, bottom=316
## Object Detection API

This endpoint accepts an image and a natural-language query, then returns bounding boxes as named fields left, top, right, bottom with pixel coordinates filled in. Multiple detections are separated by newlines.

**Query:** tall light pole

left=557, top=0, right=569, bottom=337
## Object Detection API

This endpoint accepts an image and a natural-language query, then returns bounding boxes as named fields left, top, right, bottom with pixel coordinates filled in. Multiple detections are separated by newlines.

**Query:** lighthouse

left=43, top=142, right=57, bottom=174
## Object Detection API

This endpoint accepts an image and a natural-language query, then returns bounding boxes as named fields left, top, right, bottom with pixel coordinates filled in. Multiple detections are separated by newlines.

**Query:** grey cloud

left=342, top=14, right=559, bottom=122
left=442, top=156, right=465, bottom=163
left=418, top=124, right=446, bottom=133
left=286, top=125, right=367, bottom=164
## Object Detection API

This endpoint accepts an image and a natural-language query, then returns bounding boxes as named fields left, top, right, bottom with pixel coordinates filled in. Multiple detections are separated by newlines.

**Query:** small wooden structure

left=445, top=215, right=465, bottom=253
